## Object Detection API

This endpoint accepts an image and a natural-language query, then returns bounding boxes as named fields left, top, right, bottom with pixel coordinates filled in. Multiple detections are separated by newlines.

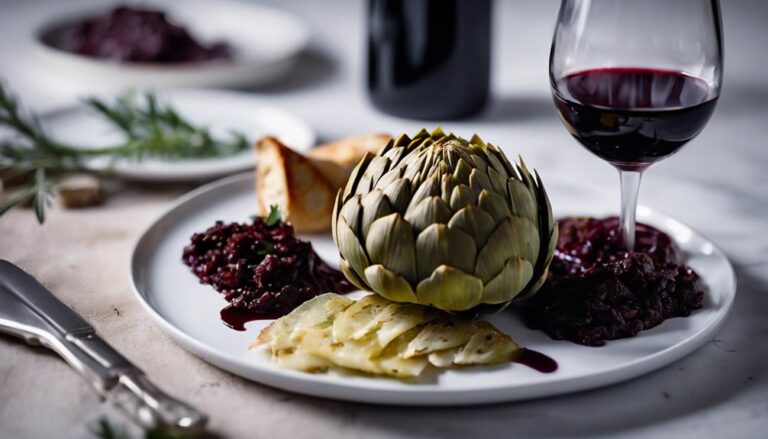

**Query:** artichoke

left=332, top=128, right=557, bottom=312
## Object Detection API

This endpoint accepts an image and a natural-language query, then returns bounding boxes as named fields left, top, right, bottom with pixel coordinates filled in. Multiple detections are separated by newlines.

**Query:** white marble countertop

left=1, top=0, right=767, bottom=438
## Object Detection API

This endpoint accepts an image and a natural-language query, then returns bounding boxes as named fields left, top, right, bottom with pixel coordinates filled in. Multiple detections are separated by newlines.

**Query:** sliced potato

left=332, top=294, right=391, bottom=344
left=453, top=322, right=520, bottom=365
left=375, top=327, right=428, bottom=378
left=301, top=326, right=383, bottom=374
left=265, top=293, right=353, bottom=351
left=403, top=316, right=474, bottom=358
left=427, top=348, right=459, bottom=368
left=371, top=303, right=437, bottom=348
left=255, top=293, right=524, bottom=379
left=273, top=348, right=330, bottom=372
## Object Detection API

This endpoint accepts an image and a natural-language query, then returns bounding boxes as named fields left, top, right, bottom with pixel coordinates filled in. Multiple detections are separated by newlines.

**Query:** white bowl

left=31, top=0, right=309, bottom=89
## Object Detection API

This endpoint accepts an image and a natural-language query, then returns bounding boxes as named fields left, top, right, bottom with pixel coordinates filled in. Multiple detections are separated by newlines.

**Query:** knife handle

left=48, top=331, right=208, bottom=434
left=0, top=260, right=208, bottom=433
left=110, top=373, right=209, bottom=433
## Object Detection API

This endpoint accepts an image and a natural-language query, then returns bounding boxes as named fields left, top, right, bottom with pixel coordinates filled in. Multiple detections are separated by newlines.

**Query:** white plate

left=31, top=0, right=309, bottom=89
left=130, top=173, right=736, bottom=405
left=42, top=89, right=315, bottom=181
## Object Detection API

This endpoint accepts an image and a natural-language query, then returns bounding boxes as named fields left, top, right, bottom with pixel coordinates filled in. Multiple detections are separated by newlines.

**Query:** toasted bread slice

left=255, top=134, right=391, bottom=233
left=307, top=133, right=390, bottom=172
left=256, top=137, right=343, bottom=233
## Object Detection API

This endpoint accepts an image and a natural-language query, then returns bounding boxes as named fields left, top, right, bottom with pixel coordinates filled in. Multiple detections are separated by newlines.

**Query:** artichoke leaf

left=477, top=189, right=512, bottom=225
left=517, top=226, right=558, bottom=301
left=453, top=158, right=473, bottom=185
left=337, top=216, right=372, bottom=281
left=415, top=223, right=476, bottom=280
left=382, top=178, right=412, bottom=213
left=339, top=194, right=363, bottom=235
left=482, top=257, right=534, bottom=304
left=343, top=153, right=374, bottom=199
left=475, top=217, right=540, bottom=283
left=486, top=148, right=513, bottom=176
left=507, top=179, right=538, bottom=224
left=469, top=151, right=490, bottom=174
left=358, top=155, right=391, bottom=195
left=365, top=213, right=417, bottom=283
left=405, top=196, right=452, bottom=233
left=469, top=133, right=486, bottom=148
left=364, top=264, right=418, bottom=303
left=440, top=174, right=455, bottom=207
left=415, top=265, right=483, bottom=311
left=449, top=184, right=475, bottom=211
left=406, top=174, right=440, bottom=214
left=340, top=260, right=369, bottom=291
left=535, top=170, right=555, bottom=231
left=447, top=205, right=496, bottom=247
left=331, top=190, right=342, bottom=245
left=383, top=146, right=406, bottom=168
left=361, top=189, right=393, bottom=239
left=486, top=166, right=508, bottom=194
left=469, top=168, right=493, bottom=192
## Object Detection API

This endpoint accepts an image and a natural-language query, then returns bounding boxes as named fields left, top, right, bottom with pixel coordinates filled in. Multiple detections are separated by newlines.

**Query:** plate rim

left=41, top=89, right=316, bottom=181
left=129, top=172, right=737, bottom=405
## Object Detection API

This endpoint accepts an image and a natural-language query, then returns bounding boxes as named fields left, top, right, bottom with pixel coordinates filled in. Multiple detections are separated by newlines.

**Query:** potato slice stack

left=253, top=293, right=520, bottom=378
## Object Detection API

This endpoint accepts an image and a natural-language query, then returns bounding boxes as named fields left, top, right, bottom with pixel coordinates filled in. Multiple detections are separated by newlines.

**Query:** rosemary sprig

left=0, top=83, right=249, bottom=224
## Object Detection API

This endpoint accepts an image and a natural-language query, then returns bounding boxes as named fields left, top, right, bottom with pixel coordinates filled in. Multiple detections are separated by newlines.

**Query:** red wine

left=367, top=0, right=491, bottom=120
left=552, top=68, right=718, bottom=170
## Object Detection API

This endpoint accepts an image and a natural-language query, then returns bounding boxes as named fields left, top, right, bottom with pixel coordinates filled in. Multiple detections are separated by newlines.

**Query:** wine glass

left=549, top=0, right=723, bottom=250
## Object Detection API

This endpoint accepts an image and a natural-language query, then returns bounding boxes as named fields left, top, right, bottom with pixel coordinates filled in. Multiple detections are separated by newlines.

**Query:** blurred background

left=2, top=0, right=766, bottom=191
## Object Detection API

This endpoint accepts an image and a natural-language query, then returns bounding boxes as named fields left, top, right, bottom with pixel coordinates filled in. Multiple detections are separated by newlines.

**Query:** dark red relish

left=46, top=6, right=231, bottom=63
left=518, top=217, right=704, bottom=347
left=182, top=217, right=354, bottom=320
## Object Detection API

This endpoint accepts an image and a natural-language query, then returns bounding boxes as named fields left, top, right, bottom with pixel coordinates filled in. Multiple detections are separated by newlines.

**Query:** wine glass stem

left=618, top=169, right=643, bottom=251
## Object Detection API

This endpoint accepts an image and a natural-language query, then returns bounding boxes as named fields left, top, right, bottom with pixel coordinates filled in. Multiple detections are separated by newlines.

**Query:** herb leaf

left=257, top=243, right=276, bottom=256
left=265, top=204, right=281, bottom=227
left=0, top=83, right=251, bottom=224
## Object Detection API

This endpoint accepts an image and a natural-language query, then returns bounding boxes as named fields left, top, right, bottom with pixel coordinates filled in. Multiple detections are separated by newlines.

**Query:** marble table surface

left=1, top=0, right=767, bottom=437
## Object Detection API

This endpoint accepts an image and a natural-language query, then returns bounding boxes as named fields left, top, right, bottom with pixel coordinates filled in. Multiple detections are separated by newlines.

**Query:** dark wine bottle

left=367, top=0, right=491, bottom=120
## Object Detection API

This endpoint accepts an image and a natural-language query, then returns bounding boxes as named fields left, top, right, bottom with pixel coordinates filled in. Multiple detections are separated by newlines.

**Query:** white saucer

left=130, top=173, right=736, bottom=405
left=42, top=89, right=315, bottom=181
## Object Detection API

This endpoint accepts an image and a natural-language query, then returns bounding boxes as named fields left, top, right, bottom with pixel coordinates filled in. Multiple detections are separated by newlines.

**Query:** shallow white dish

left=130, top=173, right=736, bottom=405
left=31, top=0, right=309, bottom=89
left=43, top=89, right=315, bottom=181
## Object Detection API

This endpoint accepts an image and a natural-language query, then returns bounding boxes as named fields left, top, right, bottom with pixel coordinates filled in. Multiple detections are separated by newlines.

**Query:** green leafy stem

left=0, top=83, right=249, bottom=224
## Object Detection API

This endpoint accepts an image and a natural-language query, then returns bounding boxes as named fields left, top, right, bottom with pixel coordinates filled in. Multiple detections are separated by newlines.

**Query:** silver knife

left=0, top=259, right=208, bottom=434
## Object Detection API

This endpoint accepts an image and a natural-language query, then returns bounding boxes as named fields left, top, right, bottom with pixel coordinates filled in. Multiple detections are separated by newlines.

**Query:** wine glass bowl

left=549, top=0, right=723, bottom=249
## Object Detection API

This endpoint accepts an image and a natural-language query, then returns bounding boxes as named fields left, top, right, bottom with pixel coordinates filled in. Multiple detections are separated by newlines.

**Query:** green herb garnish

left=0, top=83, right=249, bottom=224
left=264, top=204, right=281, bottom=227
left=257, top=243, right=275, bottom=256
